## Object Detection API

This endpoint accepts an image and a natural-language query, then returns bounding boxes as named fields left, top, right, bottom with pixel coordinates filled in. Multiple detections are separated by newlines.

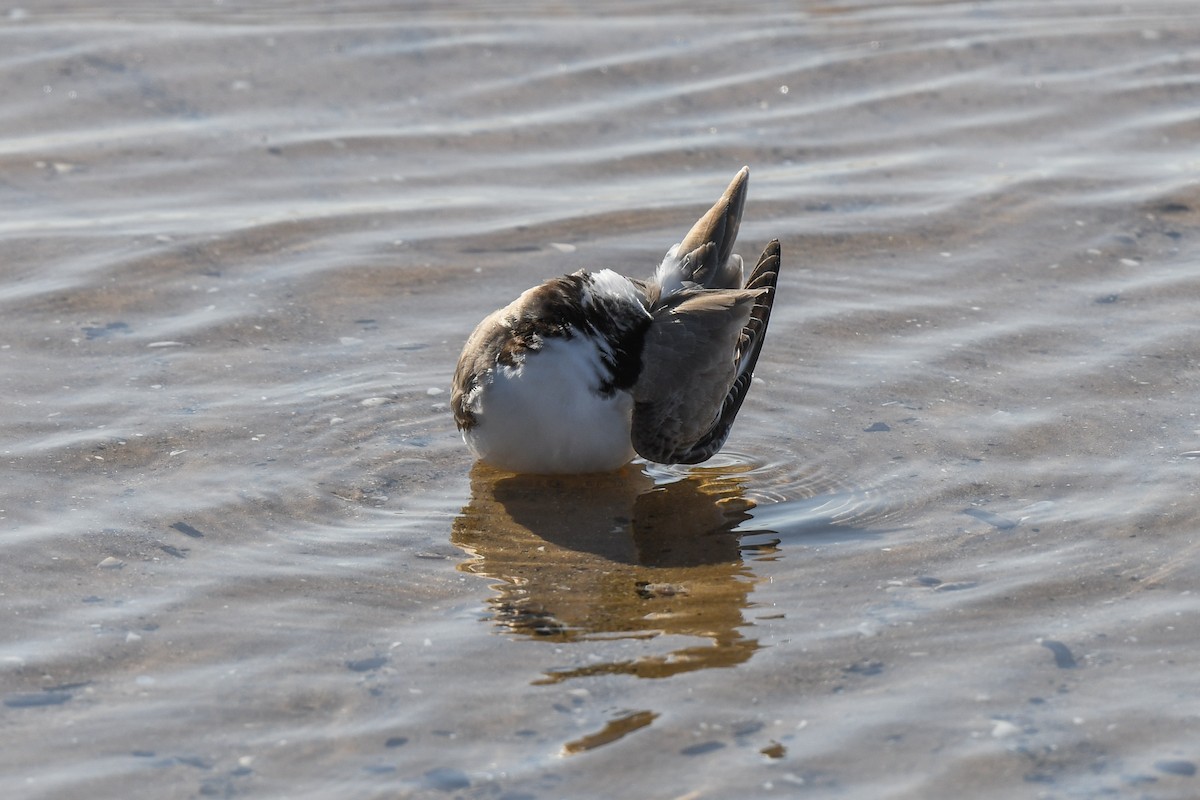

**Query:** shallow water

left=3, top=1, right=1200, bottom=798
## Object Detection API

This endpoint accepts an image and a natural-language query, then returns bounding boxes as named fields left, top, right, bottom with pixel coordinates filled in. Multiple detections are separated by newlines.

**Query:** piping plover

left=452, top=167, right=779, bottom=474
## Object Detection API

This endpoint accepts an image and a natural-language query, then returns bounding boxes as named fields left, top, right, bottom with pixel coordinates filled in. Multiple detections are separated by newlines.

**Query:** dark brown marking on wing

left=451, top=272, right=652, bottom=431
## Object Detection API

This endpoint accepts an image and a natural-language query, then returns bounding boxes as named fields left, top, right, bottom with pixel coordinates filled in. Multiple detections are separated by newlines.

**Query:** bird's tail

left=653, top=166, right=750, bottom=296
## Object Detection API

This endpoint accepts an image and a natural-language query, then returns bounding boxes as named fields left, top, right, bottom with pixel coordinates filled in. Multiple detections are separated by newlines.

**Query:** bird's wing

left=631, top=240, right=780, bottom=464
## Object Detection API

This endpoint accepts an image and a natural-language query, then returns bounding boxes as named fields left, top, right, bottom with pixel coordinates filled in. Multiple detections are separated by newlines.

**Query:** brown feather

left=631, top=239, right=780, bottom=464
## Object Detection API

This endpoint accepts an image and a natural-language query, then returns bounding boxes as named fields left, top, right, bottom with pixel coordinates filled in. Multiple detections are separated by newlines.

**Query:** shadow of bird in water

left=452, top=462, right=766, bottom=682
left=452, top=459, right=894, bottom=683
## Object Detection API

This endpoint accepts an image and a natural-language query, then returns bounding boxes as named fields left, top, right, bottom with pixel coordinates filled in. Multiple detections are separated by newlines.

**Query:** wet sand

left=3, top=2, right=1200, bottom=798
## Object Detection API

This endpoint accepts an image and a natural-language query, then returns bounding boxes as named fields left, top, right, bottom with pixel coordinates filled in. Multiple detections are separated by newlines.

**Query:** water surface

left=4, top=2, right=1200, bottom=798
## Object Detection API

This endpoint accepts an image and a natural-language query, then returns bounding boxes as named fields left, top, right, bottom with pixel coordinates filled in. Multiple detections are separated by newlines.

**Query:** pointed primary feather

left=676, top=165, right=748, bottom=288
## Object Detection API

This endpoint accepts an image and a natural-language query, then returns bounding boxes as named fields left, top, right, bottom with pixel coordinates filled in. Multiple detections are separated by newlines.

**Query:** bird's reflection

left=452, top=462, right=764, bottom=683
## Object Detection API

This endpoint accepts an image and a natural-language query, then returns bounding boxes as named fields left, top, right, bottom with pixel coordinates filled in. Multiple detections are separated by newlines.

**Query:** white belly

left=463, top=336, right=636, bottom=474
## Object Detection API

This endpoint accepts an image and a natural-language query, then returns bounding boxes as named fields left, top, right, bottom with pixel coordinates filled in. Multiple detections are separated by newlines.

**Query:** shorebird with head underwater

left=452, top=166, right=780, bottom=474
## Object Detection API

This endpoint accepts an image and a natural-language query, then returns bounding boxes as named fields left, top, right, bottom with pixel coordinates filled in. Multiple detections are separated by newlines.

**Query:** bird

left=451, top=166, right=780, bottom=474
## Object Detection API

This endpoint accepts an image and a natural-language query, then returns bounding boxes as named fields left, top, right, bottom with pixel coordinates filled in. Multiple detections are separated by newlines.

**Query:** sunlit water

left=4, top=2, right=1200, bottom=798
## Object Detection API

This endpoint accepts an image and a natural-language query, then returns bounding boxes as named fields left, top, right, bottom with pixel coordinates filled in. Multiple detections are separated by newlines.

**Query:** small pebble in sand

left=345, top=656, right=387, bottom=673
left=98, top=556, right=124, bottom=569
left=991, top=720, right=1021, bottom=738
left=1040, top=639, right=1078, bottom=669
left=761, top=741, right=787, bottom=759
left=1155, top=759, right=1197, bottom=777
left=361, top=397, right=391, bottom=407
